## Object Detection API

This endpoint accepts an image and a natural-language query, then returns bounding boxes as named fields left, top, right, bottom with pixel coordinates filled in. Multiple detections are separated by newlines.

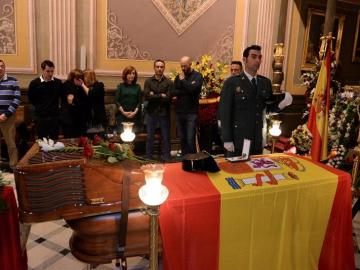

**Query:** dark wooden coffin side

left=14, top=143, right=144, bottom=223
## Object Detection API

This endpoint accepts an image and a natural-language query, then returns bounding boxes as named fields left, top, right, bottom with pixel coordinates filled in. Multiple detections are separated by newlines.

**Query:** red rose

left=108, top=143, right=116, bottom=151
left=92, top=134, right=102, bottom=145
left=83, top=143, right=94, bottom=158
left=78, top=136, right=88, bottom=147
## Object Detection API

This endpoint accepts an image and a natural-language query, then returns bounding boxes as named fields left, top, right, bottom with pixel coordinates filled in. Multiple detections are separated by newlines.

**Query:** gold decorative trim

left=107, top=10, right=151, bottom=60
left=0, top=2, right=16, bottom=54
left=1, top=0, right=36, bottom=74
left=209, top=25, right=234, bottom=64
left=301, top=8, right=345, bottom=71
left=343, top=85, right=360, bottom=93
left=352, top=10, right=360, bottom=63
left=152, top=0, right=218, bottom=35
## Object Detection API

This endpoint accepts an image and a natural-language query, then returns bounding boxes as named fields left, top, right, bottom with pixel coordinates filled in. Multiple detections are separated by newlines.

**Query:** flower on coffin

left=83, top=143, right=94, bottom=158
left=76, top=135, right=152, bottom=164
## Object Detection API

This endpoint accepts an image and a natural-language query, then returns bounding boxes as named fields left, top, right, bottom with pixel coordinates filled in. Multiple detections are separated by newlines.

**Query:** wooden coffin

left=14, top=141, right=145, bottom=222
left=14, top=141, right=160, bottom=264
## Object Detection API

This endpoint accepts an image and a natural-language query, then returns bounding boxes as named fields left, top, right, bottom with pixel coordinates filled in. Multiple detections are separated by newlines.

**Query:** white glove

left=224, top=142, right=235, bottom=152
left=37, top=139, right=65, bottom=152
left=278, top=92, right=293, bottom=110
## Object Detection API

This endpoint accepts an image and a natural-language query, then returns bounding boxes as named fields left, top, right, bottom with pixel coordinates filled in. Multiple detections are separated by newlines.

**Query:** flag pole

left=307, top=33, right=335, bottom=161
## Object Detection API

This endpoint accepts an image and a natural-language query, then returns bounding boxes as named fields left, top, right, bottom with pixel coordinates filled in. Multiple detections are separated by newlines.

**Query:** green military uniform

left=219, top=72, right=277, bottom=155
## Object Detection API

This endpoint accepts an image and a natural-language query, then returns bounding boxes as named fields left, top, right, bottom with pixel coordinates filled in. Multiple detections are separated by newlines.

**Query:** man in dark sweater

left=171, top=56, right=203, bottom=156
left=28, top=60, right=63, bottom=139
left=0, top=60, right=21, bottom=168
left=144, top=59, right=173, bottom=161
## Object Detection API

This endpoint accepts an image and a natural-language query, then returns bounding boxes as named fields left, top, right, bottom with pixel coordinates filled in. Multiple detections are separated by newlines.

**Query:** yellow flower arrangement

left=169, top=55, right=228, bottom=96
left=192, top=55, right=228, bottom=95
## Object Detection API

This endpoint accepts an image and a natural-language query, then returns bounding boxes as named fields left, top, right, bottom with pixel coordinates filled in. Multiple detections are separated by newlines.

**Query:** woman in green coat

left=115, top=66, right=142, bottom=132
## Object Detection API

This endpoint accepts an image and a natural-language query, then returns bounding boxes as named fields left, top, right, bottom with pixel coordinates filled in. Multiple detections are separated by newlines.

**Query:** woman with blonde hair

left=115, top=66, right=142, bottom=132
left=82, top=69, right=106, bottom=138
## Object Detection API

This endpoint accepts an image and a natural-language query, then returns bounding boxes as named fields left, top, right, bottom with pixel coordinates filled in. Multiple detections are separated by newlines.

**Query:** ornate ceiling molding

left=209, top=24, right=234, bottom=64
left=107, top=11, right=151, bottom=60
left=152, top=0, right=218, bottom=36
left=0, top=2, right=16, bottom=54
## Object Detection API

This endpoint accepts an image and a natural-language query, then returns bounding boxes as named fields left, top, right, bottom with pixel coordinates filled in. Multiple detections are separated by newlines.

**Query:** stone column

left=49, top=0, right=76, bottom=78
left=255, top=0, right=277, bottom=78
left=277, top=0, right=289, bottom=44
left=272, top=0, right=289, bottom=93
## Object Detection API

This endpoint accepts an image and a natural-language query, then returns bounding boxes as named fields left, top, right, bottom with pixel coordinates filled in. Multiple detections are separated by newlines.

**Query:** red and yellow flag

left=160, top=155, right=354, bottom=270
left=307, top=38, right=332, bottom=161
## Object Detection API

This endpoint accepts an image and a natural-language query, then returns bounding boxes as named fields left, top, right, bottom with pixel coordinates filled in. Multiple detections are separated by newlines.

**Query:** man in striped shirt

left=0, top=60, right=20, bottom=169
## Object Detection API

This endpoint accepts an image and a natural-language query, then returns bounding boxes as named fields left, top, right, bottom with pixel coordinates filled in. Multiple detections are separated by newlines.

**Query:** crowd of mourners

left=0, top=45, right=293, bottom=168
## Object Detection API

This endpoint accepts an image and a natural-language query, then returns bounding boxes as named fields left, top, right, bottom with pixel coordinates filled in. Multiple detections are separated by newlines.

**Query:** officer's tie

left=251, top=77, right=257, bottom=95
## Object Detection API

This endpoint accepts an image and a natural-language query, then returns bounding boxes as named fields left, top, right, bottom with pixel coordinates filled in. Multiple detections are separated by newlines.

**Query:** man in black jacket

left=171, top=56, right=203, bottom=156
left=219, top=45, right=292, bottom=155
left=144, top=59, right=173, bottom=161
left=28, top=60, right=63, bottom=139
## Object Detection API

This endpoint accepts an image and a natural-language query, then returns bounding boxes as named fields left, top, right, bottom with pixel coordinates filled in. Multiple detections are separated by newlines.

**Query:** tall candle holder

left=138, top=164, right=169, bottom=270
left=269, top=120, right=282, bottom=153
left=120, top=122, right=136, bottom=143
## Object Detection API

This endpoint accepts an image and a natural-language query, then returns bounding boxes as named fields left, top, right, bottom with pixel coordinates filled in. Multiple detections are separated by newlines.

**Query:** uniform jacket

left=219, top=72, right=278, bottom=154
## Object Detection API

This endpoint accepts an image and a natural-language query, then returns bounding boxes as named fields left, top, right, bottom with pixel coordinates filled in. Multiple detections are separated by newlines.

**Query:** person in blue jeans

left=171, top=56, right=203, bottom=156
left=144, top=59, right=173, bottom=161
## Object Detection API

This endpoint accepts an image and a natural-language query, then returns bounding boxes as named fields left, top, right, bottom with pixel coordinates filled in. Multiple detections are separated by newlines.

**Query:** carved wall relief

left=152, top=0, right=218, bottom=35
left=0, top=1, right=16, bottom=54
left=107, top=11, right=151, bottom=60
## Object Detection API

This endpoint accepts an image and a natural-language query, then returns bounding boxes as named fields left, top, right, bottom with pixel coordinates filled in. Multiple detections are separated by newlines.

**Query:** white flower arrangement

left=290, top=124, right=312, bottom=153
left=294, top=62, right=358, bottom=168
left=326, top=145, right=346, bottom=168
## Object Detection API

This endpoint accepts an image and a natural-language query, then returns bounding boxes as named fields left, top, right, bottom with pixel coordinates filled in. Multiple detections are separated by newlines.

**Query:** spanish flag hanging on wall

left=307, top=36, right=332, bottom=161
left=160, top=154, right=354, bottom=270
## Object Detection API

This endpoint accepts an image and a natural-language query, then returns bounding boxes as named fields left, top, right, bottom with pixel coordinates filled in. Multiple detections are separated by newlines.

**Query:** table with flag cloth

left=0, top=186, right=28, bottom=270
left=159, top=153, right=354, bottom=270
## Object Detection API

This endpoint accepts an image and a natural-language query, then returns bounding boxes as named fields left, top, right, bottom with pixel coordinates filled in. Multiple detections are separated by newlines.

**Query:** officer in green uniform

left=219, top=45, right=292, bottom=155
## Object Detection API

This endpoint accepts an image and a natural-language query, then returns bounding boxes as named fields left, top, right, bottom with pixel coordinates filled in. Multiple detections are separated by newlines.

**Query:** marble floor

left=4, top=172, right=155, bottom=270
left=3, top=171, right=360, bottom=269
left=26, top=220, right=152, bottom=270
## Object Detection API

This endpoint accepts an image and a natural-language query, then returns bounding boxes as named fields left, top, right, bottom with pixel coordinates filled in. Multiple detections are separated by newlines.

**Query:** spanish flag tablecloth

left=159, top=153, right=354, bottom=270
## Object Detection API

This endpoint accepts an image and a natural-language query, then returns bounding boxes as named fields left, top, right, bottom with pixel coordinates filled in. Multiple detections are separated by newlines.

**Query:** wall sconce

left=269, top=120, right=282, bottom=153
left=120, top=122, right=136, bottom=143
left=139, top=164, right=169, bottom=270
